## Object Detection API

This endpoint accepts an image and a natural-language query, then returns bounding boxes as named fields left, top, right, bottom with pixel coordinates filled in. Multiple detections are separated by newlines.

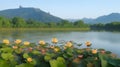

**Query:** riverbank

left=0, top=28, right=90, bottom=31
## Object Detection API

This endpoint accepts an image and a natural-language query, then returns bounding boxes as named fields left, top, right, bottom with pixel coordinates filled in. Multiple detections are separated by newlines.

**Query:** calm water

left=0, top=30, right=120, bottom=57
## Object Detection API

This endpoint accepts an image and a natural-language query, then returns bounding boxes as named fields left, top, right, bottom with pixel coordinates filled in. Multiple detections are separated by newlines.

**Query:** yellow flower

left=12, top=46, right=18, bottom=49
left=65, top=42, right=72, bottom=48
left=14, top=39, right=22, bottom=44
left=52, top=38, right=58, bottom=43
left=27, top=57, right=32, bottom=62
left=24, top=41, right=30, bottom=46
left=39, top=40, right=46, bottom=45
left=3, top=39, right=10, bottom=45
left=92, top=49, right=97, bottom=54
left=85, top=41, right=91, bottom=47
left=54, top=48, right=59, bottom=52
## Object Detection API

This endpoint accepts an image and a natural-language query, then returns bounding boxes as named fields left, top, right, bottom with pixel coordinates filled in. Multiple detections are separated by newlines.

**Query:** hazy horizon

left=0, top=0, right=120, bottom=19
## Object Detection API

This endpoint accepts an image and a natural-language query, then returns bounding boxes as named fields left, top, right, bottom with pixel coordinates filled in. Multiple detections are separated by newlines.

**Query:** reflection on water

left=0, top=30, right=120, bottom=57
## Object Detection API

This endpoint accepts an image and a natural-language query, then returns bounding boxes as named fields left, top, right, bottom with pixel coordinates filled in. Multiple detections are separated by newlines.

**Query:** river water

left=0, top=30, right=120, bottom=57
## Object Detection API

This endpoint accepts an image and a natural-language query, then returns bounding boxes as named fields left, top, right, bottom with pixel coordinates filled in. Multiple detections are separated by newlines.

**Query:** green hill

left=0, top=7, right=62, bottom=22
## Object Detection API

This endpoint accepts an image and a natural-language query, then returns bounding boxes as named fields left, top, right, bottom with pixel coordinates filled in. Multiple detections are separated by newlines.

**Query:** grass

left=0, top=28, right=90, bottom=31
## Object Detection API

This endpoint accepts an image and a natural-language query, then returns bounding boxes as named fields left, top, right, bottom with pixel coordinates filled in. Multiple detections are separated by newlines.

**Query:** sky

left=0, top=0, right=120, bottom=19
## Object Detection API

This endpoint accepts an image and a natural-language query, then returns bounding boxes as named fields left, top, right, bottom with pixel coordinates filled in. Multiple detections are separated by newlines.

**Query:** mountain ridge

left=0, top=7, right=62, bottom=22
left=83, top=13, right=120, bottom=24
left=68, top=13, right=120, bottom=24
left=0, top=7, right=120, bottom=24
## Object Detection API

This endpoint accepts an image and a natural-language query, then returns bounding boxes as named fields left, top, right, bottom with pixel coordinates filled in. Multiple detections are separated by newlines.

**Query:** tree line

left=91, top=22, right=120, bottom=31
left=0, top=17, right=89, bottom=28
left=0, top=16, right=120, bottom=31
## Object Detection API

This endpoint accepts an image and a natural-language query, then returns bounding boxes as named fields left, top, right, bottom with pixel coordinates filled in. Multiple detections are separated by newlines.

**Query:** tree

left=90, top=23, right=105, bottom=30
left=0, top=17, right=11, bottom=28
left=12, top=17, right=26, bottom=28
left=58, top=20, right=73, bottom=28
left=0, top=17, right=3, bottom=28
left=47, top=22, right=57, bottom=28
left=74, top=20, right=89, bottom=28
left=105, top=22, right=120, bottom=31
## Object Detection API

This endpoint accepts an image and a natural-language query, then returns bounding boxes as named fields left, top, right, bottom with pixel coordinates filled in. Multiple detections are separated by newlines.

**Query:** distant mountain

left=82, top=18, right=94, bottom=23
left=67, top=19, right=79, bottom=22
left=1, top=7, right=120, bottom=24
left=82, top=13, right=120, bottom=24
left=0, top=7, right=62, bottom=22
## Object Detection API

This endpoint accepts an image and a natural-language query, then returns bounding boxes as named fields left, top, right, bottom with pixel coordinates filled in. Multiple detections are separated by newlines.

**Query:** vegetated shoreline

left=0, top=28, right=90, bottom=31
left=1, top=28, right=120, bottom=32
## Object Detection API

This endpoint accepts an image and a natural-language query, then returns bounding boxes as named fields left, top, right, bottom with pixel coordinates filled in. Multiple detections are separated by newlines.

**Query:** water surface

left=0, top=30, right=120, bottom=57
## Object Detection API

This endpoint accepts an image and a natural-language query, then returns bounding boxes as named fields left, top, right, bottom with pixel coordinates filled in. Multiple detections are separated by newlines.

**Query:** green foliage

left=91, top=22, right=120, bottom=31
left=0, top=16, right=89, bottom=29
left=1, top=53, right=14, bottom=60
left=57, top=57, right=65, bottom=63
left=44, top=55, right=52, bottom=62
left=49, top=60, right=58, bottom=67
left=0, top=40, right=119, bottom=67
left=1, top=47, right=13, bottom=53
left=12, top=17, right=26, bottom=28
left=74, top=20, right=89, bottom=28
left=0, top=60, right=12, bottom=67
left=32, top=50, right=41, bottom=55
left=101, top=59, right=108, bottom=67
left=0, top=17, right=11, bottom=28
left=0, top=16, right=120, bottom=31
left=23, top=53, right=29, bottom=58
left=15, top=63, right=34, bottom=67
left=107, top=58, right=120, bottom=67
left=49, top=59, right=66, bottom=67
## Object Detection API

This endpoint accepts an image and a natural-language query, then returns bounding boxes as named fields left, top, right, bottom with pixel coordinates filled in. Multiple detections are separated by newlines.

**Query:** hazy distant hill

left=0, top=7, right=62, bottom=22
left=0, top=7, right=120, bottom=24
left=67, top=19, right=80, bottom=22
left=68, top=13, right=120, bottom=24
left=82, top=13, right=120, bottom=24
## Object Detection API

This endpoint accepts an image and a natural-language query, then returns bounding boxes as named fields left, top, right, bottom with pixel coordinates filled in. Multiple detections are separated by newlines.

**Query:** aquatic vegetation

left=14, top=39, right=22, bottom=44
left=2, top=39, right=10, bottom=45
left=0, top=38, right=120, bottom=67
left=52, top=38, right=58, bottom=44
left=39, top=40, right=46, bottom=45
left=23, top=41, right=30, bottom=46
